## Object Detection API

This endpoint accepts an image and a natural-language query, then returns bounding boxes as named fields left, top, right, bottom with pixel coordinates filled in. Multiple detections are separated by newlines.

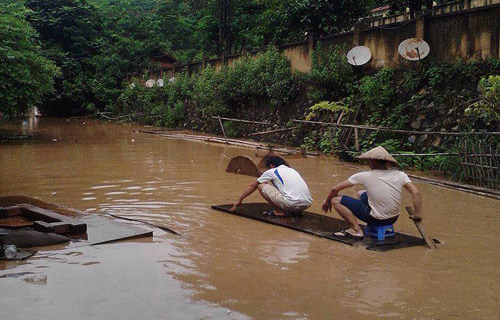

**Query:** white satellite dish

left=398, top=38, right=430, bottom=61
left=145, top=79, right=155, bottom=88
left=346, top=46, right=372, bottom=66
left=156, top=79, right=164, bottom=87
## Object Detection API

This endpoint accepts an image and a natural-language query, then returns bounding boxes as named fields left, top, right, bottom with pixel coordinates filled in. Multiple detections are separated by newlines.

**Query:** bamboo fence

left=459, top=139, right=500, bottom=190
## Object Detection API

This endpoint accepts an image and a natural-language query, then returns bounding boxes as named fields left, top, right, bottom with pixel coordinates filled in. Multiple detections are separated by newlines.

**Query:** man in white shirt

left=230, top=155, right=313, bottom=216
left=322, top=146, right=423, bottom=238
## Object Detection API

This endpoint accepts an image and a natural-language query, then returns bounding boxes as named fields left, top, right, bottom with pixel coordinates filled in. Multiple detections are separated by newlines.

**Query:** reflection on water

left=1, top=118, right=500, bottom=320
left=258, top=238, right=310, bottom=267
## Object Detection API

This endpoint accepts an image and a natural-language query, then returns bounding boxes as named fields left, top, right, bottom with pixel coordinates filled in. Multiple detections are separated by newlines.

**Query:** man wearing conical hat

left=322, top=146, right=422, bottom=238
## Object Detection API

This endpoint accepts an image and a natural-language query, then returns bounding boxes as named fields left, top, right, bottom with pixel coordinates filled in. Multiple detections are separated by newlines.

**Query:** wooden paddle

left=406, top=206, right=437, bottom=249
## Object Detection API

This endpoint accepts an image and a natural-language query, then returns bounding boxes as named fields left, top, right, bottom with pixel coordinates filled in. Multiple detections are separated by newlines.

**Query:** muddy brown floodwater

left=1, top=118, right=499, bottom=320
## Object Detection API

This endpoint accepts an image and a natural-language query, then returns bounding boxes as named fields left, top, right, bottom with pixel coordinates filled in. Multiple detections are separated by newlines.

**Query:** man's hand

left=409, top=214, right=422, bottom=222
left=322, top=200, right=332, bottom=213
left=322, top=180, right=353, bottom=214
left=229, top=201, right=242, bottom=212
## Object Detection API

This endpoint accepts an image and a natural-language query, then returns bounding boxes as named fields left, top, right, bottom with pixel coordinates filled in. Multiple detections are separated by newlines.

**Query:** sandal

left=334, top=229, right=364, bottom=239
left=263, top=210, right=287, bottom=218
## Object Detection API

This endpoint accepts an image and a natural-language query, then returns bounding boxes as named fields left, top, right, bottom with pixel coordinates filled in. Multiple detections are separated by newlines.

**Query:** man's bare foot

left=334, top=228, right=364, bottom=239
left=263, top=210, right=287, bottom=217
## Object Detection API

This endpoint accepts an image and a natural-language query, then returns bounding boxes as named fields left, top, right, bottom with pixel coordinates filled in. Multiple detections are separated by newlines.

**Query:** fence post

left=202, top=55, right=206, bottom=70
left=307, top=32, right=317, bottom=54
left=415, top=11, right=426, bottom=40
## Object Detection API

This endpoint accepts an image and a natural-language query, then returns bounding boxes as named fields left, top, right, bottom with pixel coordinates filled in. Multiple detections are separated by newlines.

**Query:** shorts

left=261, top=184, right=309, bottom=213
left=340, top=192, right=398, bottom=226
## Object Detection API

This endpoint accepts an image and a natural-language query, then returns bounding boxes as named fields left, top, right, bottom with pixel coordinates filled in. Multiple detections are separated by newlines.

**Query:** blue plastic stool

left=364, top=224, right=395, bottom=240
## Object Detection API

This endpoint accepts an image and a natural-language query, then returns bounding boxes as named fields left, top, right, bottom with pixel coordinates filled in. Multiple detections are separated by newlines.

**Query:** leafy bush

left=0, top=3, right=58, bottom=118
left=307, top=44, right=357, bottom=101
left=222, top=121, right=239, bottom=138
left=359, top=68, right=395, bottom=122
left=305, top=100, right=352, bottom=121
left=191, top=65, right=226, bottom=115
left=465, top=75, right=500, bottom=124
left=114, top=47, right=296, bottom=126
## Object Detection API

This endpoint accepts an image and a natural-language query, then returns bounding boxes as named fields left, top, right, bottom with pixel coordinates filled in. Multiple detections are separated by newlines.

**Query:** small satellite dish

left=157, top=79, right=164, bottom=87
left=145, top=79, right=155, bottom=88
left=346, top=46, right=372, bottom=66
left=398, top=38, right=430, bottom=61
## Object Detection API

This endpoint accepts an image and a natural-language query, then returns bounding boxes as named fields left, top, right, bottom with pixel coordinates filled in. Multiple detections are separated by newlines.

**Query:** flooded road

left=1, top=118, right=499, bottom=319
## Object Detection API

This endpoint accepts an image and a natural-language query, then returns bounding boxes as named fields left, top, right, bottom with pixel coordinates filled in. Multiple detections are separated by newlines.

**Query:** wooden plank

left=217, top=115, right=228, bottom=143
left=33, top=221, right=73, bottom=234
left=33, top=221, right=55, bottom=233
left=248, top=127, right=297, bottom=136
left=18, top=203, right=87, bottom=234
left=70, top=220, right=87, bottom=233
left=0, top=206, right=22, bottom=218
left=18, top=203, right=72, bottom=222
left=405, top=207, right=437, bottom=249
left=51, top=222, right=72, bottom=234
left=210, top=116, right=270, bottom=125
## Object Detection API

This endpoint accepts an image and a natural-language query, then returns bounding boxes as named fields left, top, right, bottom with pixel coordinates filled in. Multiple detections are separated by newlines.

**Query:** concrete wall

left=152, top=3, right=499, bottom=80
left=428, top=5, right=500, bottom=62
left=281, top=41, right=311, bottom=73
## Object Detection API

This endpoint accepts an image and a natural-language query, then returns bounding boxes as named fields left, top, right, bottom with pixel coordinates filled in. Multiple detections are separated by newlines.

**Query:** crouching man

left=230, top=155, right=313, bottom=216
left=322, top=146, right=422, bottom=238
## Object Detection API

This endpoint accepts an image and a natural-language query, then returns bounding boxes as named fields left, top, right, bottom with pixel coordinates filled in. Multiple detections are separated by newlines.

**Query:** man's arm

left=322, top=180, right=354, bottom=213
left=403, top=182, right=422, bottom=220
left=229, top=180, right=260, bottom=212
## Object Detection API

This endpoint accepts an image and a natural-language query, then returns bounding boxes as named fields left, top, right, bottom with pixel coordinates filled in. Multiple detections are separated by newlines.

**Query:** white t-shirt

left=348, top=169, right=412, bottom=219
left=257, top=165, right=313, bottom=207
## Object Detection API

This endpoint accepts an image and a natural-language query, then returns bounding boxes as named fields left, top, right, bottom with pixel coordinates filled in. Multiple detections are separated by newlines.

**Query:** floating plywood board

left=79, top=215, right=153, bottom=246
left=211, top=203, right=425, bottom=251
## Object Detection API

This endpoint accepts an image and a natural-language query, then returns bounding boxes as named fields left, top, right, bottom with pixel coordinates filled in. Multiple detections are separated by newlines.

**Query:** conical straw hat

left=356, top=146, right=399, bottom=166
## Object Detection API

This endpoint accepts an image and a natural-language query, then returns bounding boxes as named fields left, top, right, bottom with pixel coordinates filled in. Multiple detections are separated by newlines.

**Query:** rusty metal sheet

left=226, top=156, right=260, bottom=177
left=0, top=215, right=34, bottom=228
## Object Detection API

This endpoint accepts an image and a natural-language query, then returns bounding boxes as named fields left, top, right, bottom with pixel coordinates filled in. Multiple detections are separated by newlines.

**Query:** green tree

left=157, top=0, right=218, bottom=61
left=256, top=0, right=375, bottom=44
left=0, top=3, right=58, bottom=118
left=88, top=0, right=172, bottom=110
left=26, top=0, right=103, bottom=115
